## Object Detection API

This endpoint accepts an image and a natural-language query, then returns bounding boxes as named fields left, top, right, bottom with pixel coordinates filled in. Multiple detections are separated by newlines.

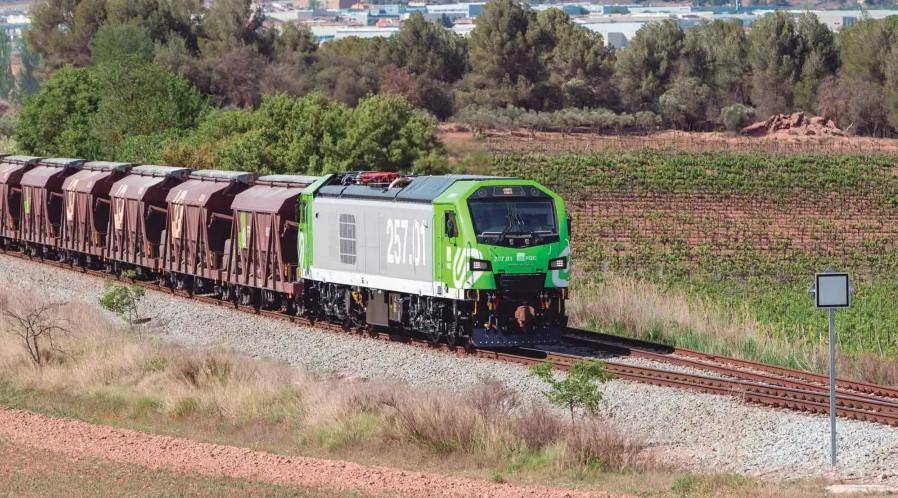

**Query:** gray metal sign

left=809, top=268, right=852, bottom=467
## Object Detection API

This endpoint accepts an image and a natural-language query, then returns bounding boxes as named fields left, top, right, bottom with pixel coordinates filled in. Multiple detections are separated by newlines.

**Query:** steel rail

left=562, top=329, right=898, bottom=400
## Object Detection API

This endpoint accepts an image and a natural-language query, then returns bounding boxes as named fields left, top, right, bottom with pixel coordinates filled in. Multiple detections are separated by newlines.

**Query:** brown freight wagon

left=0, top=155, right=41, bottom=248
left=107, top=165, right=191, bottom=275
left=224, top=174, right=319, bottom=310
left=19, top=158, right=85, bottom=257
left=60, top=161, right=134, bottom=266
left=163, top=170, right=255, bottom=292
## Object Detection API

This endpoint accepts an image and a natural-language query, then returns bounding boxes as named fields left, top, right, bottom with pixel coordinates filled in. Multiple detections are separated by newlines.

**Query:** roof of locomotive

left=316, top=174, right=513, bottom=203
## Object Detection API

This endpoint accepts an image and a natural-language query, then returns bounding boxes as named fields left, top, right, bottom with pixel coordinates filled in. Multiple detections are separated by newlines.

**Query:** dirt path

left=0, top=408, right=615, bottom=497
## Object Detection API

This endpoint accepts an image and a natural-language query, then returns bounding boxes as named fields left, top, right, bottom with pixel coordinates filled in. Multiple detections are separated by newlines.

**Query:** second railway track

left=4, top=249, right=898, bottom=427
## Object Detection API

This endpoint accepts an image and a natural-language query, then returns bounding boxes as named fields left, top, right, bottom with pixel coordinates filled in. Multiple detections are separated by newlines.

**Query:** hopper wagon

left=0, top=155, right=41, bottom=249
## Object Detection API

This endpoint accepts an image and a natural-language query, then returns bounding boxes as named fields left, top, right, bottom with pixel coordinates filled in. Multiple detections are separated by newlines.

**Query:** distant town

left=2, top=1, right=898, bottom=49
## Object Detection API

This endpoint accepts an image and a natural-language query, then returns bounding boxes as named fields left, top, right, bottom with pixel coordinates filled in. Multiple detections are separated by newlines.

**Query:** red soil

left=0, top=407, right=616, bottom=497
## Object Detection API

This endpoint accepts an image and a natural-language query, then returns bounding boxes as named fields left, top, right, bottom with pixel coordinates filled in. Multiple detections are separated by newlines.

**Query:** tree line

left=16, top=0, right=898, bottom=174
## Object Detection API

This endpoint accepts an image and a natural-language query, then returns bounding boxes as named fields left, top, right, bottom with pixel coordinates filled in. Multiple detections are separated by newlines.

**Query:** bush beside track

left=492, top=151, right=898, bottom=382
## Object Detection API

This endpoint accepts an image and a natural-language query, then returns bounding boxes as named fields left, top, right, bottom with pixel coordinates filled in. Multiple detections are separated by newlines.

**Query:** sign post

left=809, top=269, right=851, bottom=466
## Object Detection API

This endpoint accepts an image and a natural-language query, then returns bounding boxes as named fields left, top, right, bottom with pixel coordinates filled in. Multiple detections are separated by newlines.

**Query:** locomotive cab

left=438, top=181, right=570, bottom=347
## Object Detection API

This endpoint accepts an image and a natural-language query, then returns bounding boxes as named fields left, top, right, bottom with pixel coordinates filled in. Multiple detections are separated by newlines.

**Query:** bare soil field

left=0, top=407, right=606, bottom=498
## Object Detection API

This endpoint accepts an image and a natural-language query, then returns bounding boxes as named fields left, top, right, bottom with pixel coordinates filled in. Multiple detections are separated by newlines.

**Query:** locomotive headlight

left=470, top=259, right=492, bottom=271
left=549, top=257, right=567, bottom=270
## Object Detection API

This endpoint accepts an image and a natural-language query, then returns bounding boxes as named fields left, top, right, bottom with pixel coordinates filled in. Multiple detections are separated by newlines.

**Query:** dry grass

left=568, top=273, right=898, bottom=385
left=0, top=286, right=652, bottom=480
left=0, top=294, right=302, bottom=424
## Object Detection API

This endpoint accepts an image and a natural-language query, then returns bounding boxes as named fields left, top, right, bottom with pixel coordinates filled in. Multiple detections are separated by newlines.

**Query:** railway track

left=4, top=249, right=898, bottom=427
left=559, top=330, right=898, bottom=426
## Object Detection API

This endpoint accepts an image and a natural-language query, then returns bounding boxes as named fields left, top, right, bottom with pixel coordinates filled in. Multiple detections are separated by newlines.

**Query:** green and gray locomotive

left=297, top=172, right=571, bottom=347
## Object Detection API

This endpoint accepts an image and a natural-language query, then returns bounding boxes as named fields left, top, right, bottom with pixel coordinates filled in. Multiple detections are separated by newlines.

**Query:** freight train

left=0, top=155, right=571, bottom=347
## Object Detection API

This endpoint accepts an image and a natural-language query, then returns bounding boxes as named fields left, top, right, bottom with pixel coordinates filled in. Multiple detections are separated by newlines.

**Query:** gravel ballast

left=2, top=253, right=897, bottom=484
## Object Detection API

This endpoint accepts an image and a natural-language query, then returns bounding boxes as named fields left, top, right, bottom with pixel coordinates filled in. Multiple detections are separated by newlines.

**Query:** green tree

left=615, top=20, right=685, bottom=112
left=747, top=11, right=803, bottom=116
left=311, top=37, right=388, bottom=106
left=537, top=8, right=615, bottom=109
left=272, top=23, right=317, bottom=67
left=105, top=0, right=202, bottom=49
left=15, top=65, right=102, bottom=157
left=463, top=0, right=548, bottom=108
left=14, top=36, right=42, bottom=102
left=26, top=0, right=108, bottom=70
left=217, top=92, right=349, bottom=174
left=681, top=19, right=749, bottom=109
left=388, top=12, right=467, bottom=83
left=0, top=32, right=13, bottom=99
left=468, top=0, right=543, bottom=85
left=338, top=94, right=444, bottom=173
left=659, top=76, right=713, bottom=130
left=90, top=22, right=154, bottom=65
left=529, top=361, right=610, bottom=426
left=90, top=59, right=207, bottom=156
left=99, top=272, right=146, bottom=329
left=837, top=16, right=898, bottom=84
left=200, top=0, right=271, bottom=56
left=793, top=13, right=838, bottom=111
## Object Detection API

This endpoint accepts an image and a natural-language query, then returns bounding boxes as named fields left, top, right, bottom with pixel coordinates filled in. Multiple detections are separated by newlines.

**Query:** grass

left=569, top=273, right=898, bottom=385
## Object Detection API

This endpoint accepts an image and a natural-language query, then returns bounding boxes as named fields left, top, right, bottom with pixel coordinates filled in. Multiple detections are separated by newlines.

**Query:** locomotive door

left=435, top=204, right=460, bottom=294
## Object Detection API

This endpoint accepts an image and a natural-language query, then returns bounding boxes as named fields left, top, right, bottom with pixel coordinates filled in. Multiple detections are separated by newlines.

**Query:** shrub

left=529, top=361, right=610, bottom=425
left=453, top=104, right=662, bottom=133
left=99, top=273, right=146, bottom=329
left=719, top=103, right=756, bottom=132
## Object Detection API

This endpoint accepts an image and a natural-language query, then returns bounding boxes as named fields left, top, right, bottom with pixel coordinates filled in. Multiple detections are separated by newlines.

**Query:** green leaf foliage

left=338, top=94, right=445, bottom=173
left=16, top=66, right=102, bottom=158
left=89, top=59, right=207, bottom=156
left=99, top=275, right=147, bottom=328
left=529, top=361, right=609, bottom=424
left=615, top=20, right=685, bottom=112
left=90, top=22, right=155, bottom=66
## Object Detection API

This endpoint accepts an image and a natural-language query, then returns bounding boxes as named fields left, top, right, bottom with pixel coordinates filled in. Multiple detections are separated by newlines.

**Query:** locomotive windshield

left=468, top=197, right=558, bottom=247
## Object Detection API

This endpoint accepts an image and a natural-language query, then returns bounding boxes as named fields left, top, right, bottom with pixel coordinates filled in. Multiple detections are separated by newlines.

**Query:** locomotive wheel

left=426, top=329, right=442, bottom=346
left=447, top=324, right=467, bottom=348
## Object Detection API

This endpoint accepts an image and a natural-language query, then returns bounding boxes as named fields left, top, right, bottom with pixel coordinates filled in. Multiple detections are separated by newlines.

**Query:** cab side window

left=445, top=211, right=458, bottom=238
